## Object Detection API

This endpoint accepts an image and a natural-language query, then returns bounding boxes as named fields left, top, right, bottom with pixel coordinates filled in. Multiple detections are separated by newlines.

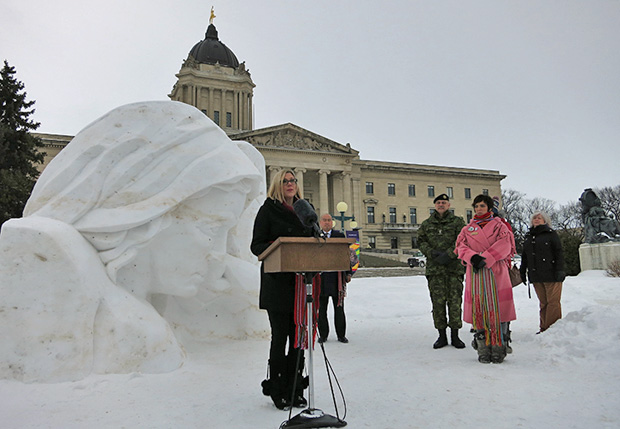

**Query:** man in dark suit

left=318, top=213, right=352, bottom=343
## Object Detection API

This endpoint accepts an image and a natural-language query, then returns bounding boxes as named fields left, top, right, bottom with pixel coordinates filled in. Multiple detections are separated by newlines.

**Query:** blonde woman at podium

left=251, top=169, right=314, bottom=410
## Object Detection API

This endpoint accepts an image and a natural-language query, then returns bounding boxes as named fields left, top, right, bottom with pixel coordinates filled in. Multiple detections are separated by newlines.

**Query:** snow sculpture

left=0, top=101, right=266, bottom=382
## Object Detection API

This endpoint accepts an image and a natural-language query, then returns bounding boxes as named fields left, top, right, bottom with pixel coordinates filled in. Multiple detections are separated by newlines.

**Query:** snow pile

left=0, top=271, right=618, bottom=428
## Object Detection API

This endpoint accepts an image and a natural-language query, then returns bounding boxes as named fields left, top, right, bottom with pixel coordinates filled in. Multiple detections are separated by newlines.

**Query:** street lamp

left=333, top=201, right=356, bottom=232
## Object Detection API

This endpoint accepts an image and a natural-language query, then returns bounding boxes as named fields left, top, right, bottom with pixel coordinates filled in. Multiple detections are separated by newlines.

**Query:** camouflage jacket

left=418, top=211, right=466, bottom=276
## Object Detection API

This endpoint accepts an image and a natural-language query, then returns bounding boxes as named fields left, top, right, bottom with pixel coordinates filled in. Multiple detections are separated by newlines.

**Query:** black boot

left=491, top=345, right=507, bottom=363
left=261, top=360, right=272, bottom=397
left=433, top=329, right=448, bottom=349
left=505, top=327, right=513, bottom=354
left=271, top=379, right=291, bottom=409
left=451, top=329, right=466, bottom=349
left=475, top=331, right=491, bottom=364
left=287, top=352, right=308, bottom=408
left=266, top=358, right=291, bottom=410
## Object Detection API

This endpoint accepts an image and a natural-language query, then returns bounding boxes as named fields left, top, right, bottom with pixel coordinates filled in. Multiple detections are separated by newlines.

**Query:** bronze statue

left=579, top=188, right=620, bottom=243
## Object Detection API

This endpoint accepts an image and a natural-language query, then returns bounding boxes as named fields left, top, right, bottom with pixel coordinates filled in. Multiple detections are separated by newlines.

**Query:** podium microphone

left=293, top=199, right=325, bottom=239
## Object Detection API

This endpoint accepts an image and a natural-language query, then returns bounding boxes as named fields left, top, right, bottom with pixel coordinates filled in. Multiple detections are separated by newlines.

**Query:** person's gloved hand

left=470, top=254, right=486, bottom=271
left=556, top=271, right=566, bottom=282
left=521, top=274, right=527, bottom=285
left=435, top=251, right=451, bottom=265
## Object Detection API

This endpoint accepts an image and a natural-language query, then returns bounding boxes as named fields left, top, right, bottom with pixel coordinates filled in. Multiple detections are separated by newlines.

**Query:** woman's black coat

left=520, top=224, right=565, bottom=283
left=251, top=198, right=312, bottom=312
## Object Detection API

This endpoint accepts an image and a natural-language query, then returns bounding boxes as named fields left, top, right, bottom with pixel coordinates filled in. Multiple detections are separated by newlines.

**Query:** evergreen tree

left=0, top=60, right=45, bottom=225
left=558, top=231, right=582, bottom=276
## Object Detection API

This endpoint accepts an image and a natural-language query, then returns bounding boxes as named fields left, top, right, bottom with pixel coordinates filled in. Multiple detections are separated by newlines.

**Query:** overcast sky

left=2, top=0, right=619, bottom=206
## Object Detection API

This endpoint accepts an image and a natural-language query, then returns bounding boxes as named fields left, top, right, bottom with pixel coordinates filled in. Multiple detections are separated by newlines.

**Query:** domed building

left=188, top=24, right=240, bottom=68
left=37, top=18, right=505, bottom=256
left=165, top=20, right=505, bottom=254
left=169, top=22, right=254, bottom=133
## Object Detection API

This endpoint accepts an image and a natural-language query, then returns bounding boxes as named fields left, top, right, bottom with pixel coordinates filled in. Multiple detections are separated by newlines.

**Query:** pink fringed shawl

left=456, top=217, right=517, bottom=329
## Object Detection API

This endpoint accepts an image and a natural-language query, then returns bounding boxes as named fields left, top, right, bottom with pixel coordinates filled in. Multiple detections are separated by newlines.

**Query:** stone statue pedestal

left=579, top=242, right=620, bottom=271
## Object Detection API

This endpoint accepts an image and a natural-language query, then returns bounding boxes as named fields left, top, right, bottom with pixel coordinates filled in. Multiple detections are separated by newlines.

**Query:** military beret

left=433, top=194, right=449, bottom=203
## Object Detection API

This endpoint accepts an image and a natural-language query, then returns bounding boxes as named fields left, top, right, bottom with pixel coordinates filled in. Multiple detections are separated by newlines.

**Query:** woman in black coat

left=250, top=169, right=312, bottom=410
left=520, top=211, right=566, bottom=333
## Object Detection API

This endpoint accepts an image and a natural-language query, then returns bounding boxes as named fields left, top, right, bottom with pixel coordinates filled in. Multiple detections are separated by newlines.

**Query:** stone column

left=221, top=89, right=226, bottom=126
left=352, top=177, right=361, bottom=228
left=233, top=90, right=239, bottom=129
left=248, top=93, right=253, bottom=130
left=294, top=168, right=306, bottom=196
left=244, top=91, right=249, bottom=130
left=343, top=172, right=352, bottom=211
left=244, top=92, right=249, bottom=130
left=209, top=88, right=214, bottom=117
left=268, top=166, right=281, bottom=189
left=333, top=173, right=344, bottom=211
left=318, top=170, right=330, bottom=216
left=238, top=91, right=244, bottom=130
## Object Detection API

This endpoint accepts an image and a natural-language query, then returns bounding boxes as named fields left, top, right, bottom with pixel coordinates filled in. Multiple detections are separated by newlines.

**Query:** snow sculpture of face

left=0, top=101, right=266, bottom=382
left=24, top=101, right=264, bottom=299
left=124, top=187, right=248, bottom=298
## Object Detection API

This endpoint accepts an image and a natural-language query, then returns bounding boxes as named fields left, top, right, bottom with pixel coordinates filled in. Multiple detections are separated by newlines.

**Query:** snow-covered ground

left=1, top=271, right=619, bottom=429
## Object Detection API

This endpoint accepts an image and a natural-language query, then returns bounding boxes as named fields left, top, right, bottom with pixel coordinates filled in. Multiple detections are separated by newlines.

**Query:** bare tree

left=501, top=189, right=527, bottom=227
left=595, top=185, right=620, bottom=222
left=501, top=189, right=529, bottom=252
left=527, top=197, right=558, bottom=225
left=501, top=190, right=560, bottom=252
left=555, top=201, right=583, bottom=238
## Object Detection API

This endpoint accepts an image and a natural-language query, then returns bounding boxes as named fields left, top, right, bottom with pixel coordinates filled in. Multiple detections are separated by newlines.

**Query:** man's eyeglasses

left=282, top=178, right=298, bottom=185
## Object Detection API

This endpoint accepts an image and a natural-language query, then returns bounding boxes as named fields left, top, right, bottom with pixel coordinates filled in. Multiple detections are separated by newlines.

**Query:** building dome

left=188, top=24, right=240, bottom=68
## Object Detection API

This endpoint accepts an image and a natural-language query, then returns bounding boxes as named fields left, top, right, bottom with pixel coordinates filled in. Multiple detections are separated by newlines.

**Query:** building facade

left=37, top=21, right=505, bottom=252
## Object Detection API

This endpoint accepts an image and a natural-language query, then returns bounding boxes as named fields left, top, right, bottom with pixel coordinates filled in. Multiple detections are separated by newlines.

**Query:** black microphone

left=293, top=199, right=325, bottom=238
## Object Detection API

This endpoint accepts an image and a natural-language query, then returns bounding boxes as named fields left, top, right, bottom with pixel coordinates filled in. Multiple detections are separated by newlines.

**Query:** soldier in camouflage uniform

left=418, top=194, right=467, bottom=349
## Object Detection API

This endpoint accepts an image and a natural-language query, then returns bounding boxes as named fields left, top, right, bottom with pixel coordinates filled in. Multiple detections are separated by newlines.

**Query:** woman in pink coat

left=456, top=194, right=516, bottom=364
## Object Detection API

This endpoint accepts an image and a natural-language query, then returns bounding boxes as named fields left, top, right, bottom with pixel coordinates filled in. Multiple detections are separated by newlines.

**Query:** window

left=408, top=184, right=416, bottom=197
left=390, top=237, right=398, bottom=249
left=428, top=185, right=435, bottom=198
left=368, top=236, right=376, bottom=249
left=447, top=187, right=453, bottom=199
left=366, top=182, right=374, bottom=194
left=466, top=209, right=473, bottom=222
left=464, top=188, right=471, bottom=199
left=213, top=110, right=220, bottom=125
left=367, top=206, right=375, bottom=224
left=482, top=189, right=489, bottom=196
left=388, top=183, right=396, bottom=196
left=389, top=207, right=397, bottom=223
left=226, top=112, right=232, bottom=127
left=411, top=236, right=418, bottom=248
left=409, top=208, right=417, bottom=224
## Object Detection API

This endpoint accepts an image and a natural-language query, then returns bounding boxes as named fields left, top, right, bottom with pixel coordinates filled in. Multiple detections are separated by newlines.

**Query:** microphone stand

left=280, top=270, right=346, bottom=428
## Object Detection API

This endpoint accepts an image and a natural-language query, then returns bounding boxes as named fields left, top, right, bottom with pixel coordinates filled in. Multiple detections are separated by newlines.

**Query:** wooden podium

left=259, top=237, right=354, bottom=273
left=259, top=236, right=351, bottom=428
